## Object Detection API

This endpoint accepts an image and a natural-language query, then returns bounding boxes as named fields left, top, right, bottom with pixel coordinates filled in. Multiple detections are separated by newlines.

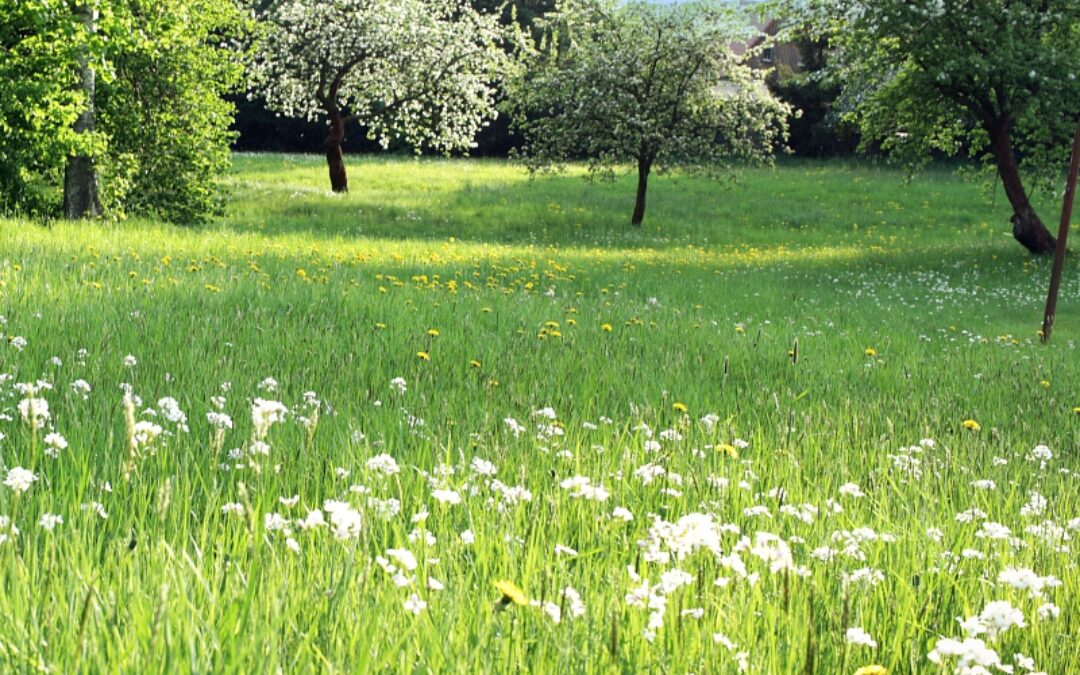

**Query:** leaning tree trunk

left=988, top=118, right=1055, bottom=254
left=63, top=1, right=102, bottom=219
left=631, top=156, right=653, bottom=227
left=324, top=107, right=348, bottom=193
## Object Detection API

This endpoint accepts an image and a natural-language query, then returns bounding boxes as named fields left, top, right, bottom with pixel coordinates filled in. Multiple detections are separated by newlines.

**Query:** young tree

left=250, top=0, right=509, bottom=193
left=506, top=0, right=790, bottom=226
left=805, top=0, right=1080, bottom=254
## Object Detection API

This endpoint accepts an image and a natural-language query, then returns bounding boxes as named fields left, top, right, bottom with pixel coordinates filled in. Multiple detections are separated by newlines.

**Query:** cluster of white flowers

left=323, top=500, right=362, bottom=540
left=559, top=475, right=609, bottom=501
left=4, top=467, right=37, bottom=494
left=157, top=397, right=189, bottom=432
left=18, top=396, right=49, bottom=427
left=366, top=453, right=400, bottom=476
left=131, top=421, right=164, bottom=448
left=43, top=432, right=68, bottom=459
left=251, top=398, right=288, bottom=439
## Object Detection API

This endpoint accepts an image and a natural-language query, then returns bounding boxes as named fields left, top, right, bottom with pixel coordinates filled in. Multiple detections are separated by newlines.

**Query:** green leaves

left=0, top=0, right=93, bottom=215
left=0, top=0, right=249, bottom=222
left=96, top=0, right=250, bottom=223
left=810, top=0, right=1080, bottom=188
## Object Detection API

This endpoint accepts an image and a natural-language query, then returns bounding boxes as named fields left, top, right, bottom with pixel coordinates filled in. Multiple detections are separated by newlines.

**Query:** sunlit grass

left=0, top=155, right=1076, bottom=673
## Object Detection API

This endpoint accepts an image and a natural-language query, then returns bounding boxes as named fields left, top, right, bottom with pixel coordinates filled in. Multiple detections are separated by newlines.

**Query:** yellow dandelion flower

left=470, top=359, right=481, bottom=369
left=735, top=323, right=745, bottom=333
left=601, top=323, right=613, bottom=332
left=550, top=330, right=562, bottom=338
left=493, top=580, right=528, bottom=606
left=566, top=318, right=577, bottom=326
left=374, top=322, right=386, bottom=330
left=296, top=268, right=307, bottom=279
left=1040, top=380, right=1050, bottom=388
left=417, top=351, right=430, bottom=361
left=427, top=329, right=440, bottom=337
left=864, top=347, right=877, bottom=357
left=673, top=402, right=688, bottom=413
left=854, top=666, right=887, bottom=675
left=962, top=419, right=981, bottom=431
left=544, top=321, right=560, bottom=329
left=1073, top=407, right=1080, bottom=415
left=718, top=443, right=738, bottom=458
left=205, top=284, right=221, bottom=293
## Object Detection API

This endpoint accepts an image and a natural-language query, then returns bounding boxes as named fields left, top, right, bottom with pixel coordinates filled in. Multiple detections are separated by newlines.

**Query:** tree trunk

left=988, top=118, right=1055, bottom=254
left=63, top=2, right=102, bottom=219
left=631, top=156, right=653, bottom=227
left=324, top=108, right=348, bottom=193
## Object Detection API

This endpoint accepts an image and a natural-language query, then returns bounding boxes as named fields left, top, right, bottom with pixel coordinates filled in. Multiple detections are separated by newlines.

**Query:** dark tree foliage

left=230, top=96, right=387, bottom=154
left=808, top=0, right=1080, bottom=254
left=470, top=0, right=556, bottom=28
left=766, top=37, right=859, bottom=157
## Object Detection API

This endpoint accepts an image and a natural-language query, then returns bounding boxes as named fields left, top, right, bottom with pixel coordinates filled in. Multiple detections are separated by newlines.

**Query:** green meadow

left=0, top=155, right=1076, bottom=673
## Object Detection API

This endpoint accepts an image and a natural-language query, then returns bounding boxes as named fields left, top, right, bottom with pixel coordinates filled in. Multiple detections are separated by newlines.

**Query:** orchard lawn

left=0, top=154, right=1077, bottom=673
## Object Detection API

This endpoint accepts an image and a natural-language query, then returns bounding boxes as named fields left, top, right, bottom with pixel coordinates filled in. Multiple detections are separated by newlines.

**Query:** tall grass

left=0, top=155, right=1076, bottom=673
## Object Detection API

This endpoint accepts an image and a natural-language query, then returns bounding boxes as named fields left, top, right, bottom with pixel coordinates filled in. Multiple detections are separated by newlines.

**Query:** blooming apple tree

left=249, top=0, right=509, bottom=193
left=506, top=0, right=790, bottom=226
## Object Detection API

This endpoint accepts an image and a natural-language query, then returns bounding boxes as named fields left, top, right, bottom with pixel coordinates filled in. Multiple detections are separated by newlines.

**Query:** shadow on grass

left=218, top=155, right=1022, bottom=253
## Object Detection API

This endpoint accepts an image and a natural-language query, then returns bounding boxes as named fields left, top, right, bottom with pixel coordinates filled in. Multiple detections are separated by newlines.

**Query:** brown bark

left=63, top=2, right=102, bottom=219
left=988, top=118, right=1055, bottom=254
left=324, top=107, right=348, bottom=193
left=1040, top=120, right=1080, bottom=344
left=631, top=156, right=653, bottom=226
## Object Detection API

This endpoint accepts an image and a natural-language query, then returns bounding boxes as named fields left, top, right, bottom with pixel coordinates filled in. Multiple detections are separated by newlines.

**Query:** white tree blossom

left=249, top=0, right=509, bottom=192
left=506, top=0, right=790, bottom=225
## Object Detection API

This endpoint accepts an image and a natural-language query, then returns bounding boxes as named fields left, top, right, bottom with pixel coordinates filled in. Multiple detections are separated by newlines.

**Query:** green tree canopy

left=799, top=0, right=1080, bottom=254
left=0, top=0, right=98, bottom=215
left=0, top=0, right=247, bottom=223
left=99, top=0, right=248, bottom=223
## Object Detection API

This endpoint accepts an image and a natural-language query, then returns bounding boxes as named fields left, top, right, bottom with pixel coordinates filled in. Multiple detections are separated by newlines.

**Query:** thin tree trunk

left=324, top=107, right=348, bottom=193
left=1040, top=120, right=1080, bottom=344
left=64, top=2, right=102, bottom=219
left=988, top=118, right=1055, bottom=254
left=631, top=156, right=653, bottom=227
